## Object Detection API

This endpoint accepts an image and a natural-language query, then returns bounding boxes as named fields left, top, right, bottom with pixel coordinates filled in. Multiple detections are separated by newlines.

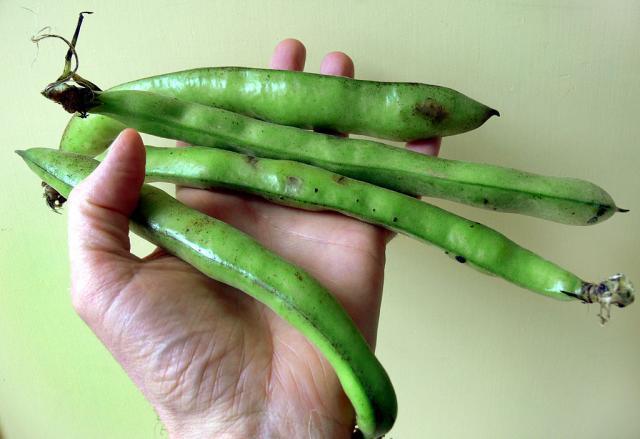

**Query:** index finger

left=270, top=38, right=306, bottom=71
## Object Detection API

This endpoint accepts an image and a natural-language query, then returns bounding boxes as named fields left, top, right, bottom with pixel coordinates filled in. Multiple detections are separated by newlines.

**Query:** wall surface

left=1, top=1, right=638, bottom=438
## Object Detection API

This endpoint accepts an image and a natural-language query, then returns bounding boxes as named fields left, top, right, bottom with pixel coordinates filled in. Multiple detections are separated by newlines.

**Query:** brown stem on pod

left=42, top=82, right=99, bottom=116
left=31, top=13, right=101, bottom=208
left=62, top=11, right=93, bottom=78
left=33, top=11, right=101, bottom=116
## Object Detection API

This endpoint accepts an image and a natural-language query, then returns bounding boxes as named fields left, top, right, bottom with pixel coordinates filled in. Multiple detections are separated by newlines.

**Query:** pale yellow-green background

left=1, top=0, right=638, bottom=437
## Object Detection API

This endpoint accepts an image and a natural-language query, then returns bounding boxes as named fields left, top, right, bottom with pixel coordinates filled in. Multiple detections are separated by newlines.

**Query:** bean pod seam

left=48, top=85, right=624, bottom=226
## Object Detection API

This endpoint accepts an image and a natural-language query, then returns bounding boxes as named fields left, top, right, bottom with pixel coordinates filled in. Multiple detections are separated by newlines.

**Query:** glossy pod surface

left=60, top=67, right=498, bottom=155
left=91, top=89, right=619, bottom=226
left=18, top=147, right=397, bottom=439
left=139, top=145, right=585, bottom=299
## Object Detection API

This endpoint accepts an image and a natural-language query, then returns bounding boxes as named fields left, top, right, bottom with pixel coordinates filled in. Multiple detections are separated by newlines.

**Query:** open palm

left=68, top=39, right=440, bottom=438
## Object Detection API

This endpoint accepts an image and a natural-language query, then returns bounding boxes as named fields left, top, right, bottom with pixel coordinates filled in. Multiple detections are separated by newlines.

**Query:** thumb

left=68, top=128, right=145, bottom=295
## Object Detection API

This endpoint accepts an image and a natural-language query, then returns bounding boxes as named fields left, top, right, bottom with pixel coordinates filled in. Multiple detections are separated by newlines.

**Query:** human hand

left=67, top=39, right=441, bottom=438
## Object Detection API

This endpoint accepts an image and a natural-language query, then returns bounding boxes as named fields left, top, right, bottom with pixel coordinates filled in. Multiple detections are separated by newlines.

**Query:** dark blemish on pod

left=414, top=99, right=448, bottom=123
left=314, top=188, right=319, bottom=193
left=333, top=175, right=347, bottom=185
left=455, top=256, right=466, bottom=263
left=393, top=217, right=398, bottom=222
left=286, top=176, right=302, bottom=192
left=245, top=156, right=259, bottom=167
left=295, top=272, right=303, bottom=282
left=587, top=205, right=610, bottom=224
left=483, top=198, right=489, bottom=205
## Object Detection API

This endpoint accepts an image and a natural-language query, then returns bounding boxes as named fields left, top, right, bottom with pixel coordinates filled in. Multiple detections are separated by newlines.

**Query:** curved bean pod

left=17, top=147, right=397, bottom=439
left=49, top=86, right=623, bottom=226
left=59, top=67, right=498, bottom=155
left=132, top=145, right=629, bottom=313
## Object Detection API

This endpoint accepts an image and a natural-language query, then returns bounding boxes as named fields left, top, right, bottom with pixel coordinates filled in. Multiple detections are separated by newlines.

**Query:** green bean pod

left=17, top=147, right=397, bottom=439
left=131, top=145, right=631, bottom=313
left=49, top=86, right=623, bottom=226
left=59, top=67, right=499, bottom=155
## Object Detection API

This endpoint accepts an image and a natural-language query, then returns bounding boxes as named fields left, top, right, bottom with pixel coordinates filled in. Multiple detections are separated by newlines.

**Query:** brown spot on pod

left=332, top=175, right=347, bottom=185
left=414, top=99, right=448, bottom=123
left=245, top=156, right=259, bottom=167
left=587, top=205, right=611, bottom=224
left=286, top=176, right=302, bottom=192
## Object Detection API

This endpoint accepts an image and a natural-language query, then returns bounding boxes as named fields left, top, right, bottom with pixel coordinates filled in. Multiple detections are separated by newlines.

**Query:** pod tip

left=489, top=108, right=500, bottom=118
left=618, top=207, right=630, bottom=213
left=15, top=150, right=26, bottom=158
